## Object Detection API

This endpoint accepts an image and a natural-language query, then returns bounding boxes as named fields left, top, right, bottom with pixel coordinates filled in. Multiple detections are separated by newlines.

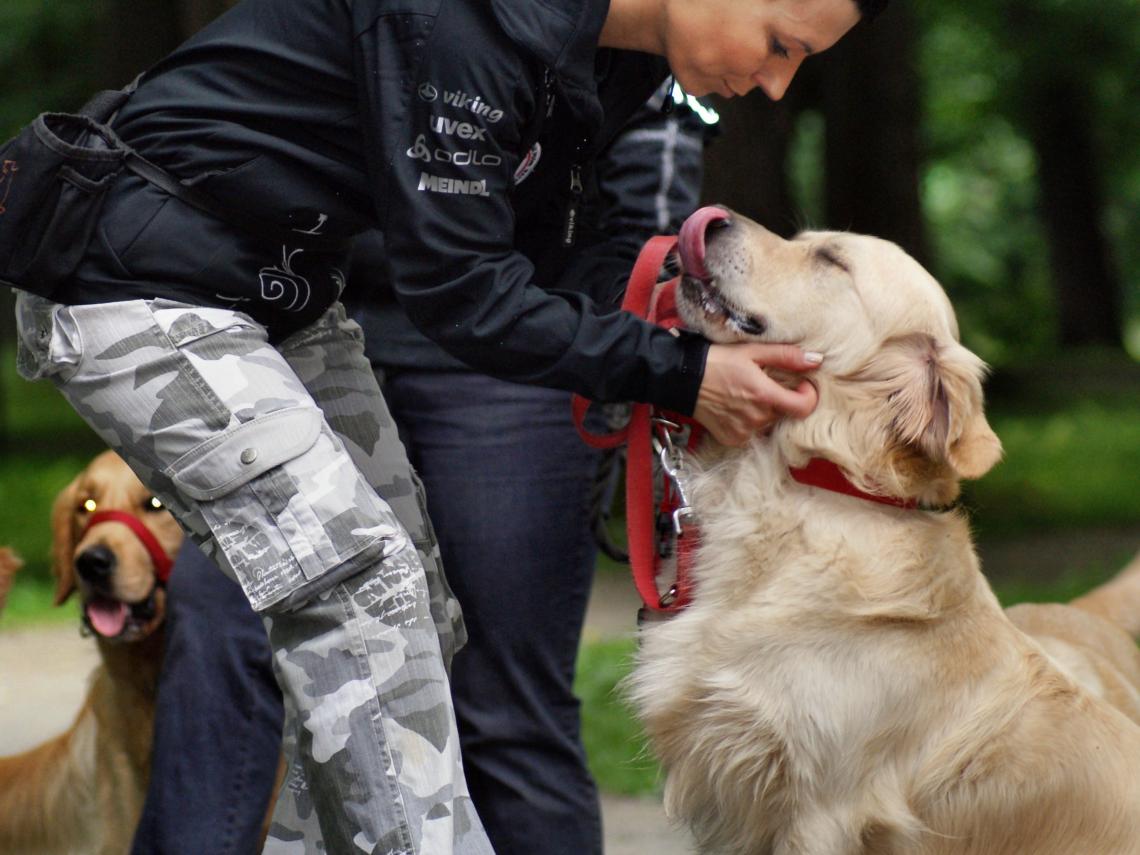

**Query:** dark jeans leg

left=131, top=540, right=284, bottom=855
left=382, top=369, right=604, bottom=855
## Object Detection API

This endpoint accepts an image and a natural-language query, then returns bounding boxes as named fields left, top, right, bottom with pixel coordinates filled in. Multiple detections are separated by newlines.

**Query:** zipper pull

left=543, top=67, right=556, bottom=117
left=562, top=164, right=583, bottom=247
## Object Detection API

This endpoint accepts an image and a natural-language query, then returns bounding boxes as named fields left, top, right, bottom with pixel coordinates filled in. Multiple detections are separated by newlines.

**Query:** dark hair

left=855, top=0, right=889, bottom=21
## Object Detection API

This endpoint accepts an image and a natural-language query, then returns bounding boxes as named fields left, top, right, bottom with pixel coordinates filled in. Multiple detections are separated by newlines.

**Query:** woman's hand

left=693, top=343, right=822, bottom=446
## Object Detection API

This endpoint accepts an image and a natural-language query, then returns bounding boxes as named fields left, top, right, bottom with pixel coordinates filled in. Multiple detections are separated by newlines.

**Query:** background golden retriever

left=629, top=207, right=1140, bottom=855
left=0, top=450, right=182, bottom=855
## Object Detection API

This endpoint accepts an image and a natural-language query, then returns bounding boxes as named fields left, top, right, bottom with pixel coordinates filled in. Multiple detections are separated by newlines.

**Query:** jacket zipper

left=562, top=162, right=584, bottom=247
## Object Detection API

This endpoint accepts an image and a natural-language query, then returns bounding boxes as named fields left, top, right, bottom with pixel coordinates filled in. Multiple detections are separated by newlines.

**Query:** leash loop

left=573, top=235, right=706, bottom=614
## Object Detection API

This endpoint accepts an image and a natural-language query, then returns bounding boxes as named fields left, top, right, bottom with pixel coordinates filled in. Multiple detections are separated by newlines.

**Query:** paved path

left=0, top=572, right=694, bottom=854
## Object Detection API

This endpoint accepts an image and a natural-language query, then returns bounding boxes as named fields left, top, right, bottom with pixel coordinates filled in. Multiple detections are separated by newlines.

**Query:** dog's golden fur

left=629, top=211, right=1140, bottom=854
left=0, top=451, right=183, bottom=855
left=0, top=548, right=20, bottom=613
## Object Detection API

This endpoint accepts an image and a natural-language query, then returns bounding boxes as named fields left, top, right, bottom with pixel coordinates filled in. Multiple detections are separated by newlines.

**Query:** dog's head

left=676, top=206, right=1002, bottom=506
left=50, top=451, right=183, bottom=642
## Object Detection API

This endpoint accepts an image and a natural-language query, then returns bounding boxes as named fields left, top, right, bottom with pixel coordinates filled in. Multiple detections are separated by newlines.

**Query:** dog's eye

left=143, top=496, right=164, bottom=512
left=815, top=246, right=850, bottom=273
left=80, top=499, right=97, bottom=513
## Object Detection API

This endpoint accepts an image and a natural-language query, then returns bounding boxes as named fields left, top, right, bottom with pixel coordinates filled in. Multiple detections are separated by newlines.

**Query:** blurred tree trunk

left=1000, top=0, right=1125, bottom=349
left=1024, top=76, right=1123, bottom=349
left=819, top=9, right=928, bottom=265
left=700, top=96, right=803, bottom=238
left=700, top=8, right=926, bottom=258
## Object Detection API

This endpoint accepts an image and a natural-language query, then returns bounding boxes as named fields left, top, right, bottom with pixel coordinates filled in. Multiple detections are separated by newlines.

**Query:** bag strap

left=77, top=79, right=351, bottom=254
left=122, top=151, right=350, bottom=252
left=77, top=89, right=132, bottom=124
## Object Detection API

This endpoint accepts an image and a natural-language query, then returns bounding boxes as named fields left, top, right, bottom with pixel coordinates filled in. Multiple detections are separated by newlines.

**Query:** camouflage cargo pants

left=15, top=293, right=495, bottom=855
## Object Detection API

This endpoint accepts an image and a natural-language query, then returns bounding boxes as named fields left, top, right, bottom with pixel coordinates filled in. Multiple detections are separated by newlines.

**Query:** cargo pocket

left=168, top=406, right=407, bottom=612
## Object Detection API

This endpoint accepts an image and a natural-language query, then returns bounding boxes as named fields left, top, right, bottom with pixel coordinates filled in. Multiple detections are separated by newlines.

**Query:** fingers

left=742, top=342, right=824, bottom=372
left=693, top=343, right=823, bottom=445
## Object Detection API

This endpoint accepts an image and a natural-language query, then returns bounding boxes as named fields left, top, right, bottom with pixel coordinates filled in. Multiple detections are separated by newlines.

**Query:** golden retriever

left=0, top=450, right=183, bottom=855
left=627, top=206, right=1140, bottom=855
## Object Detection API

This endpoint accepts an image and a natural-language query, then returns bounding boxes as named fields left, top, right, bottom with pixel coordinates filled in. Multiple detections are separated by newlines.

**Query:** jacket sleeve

left=364, top=1, right=707, bottom=414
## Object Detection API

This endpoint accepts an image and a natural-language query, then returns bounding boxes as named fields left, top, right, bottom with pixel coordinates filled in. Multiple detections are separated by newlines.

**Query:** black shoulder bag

left=0, top=85, right=348, bottom=300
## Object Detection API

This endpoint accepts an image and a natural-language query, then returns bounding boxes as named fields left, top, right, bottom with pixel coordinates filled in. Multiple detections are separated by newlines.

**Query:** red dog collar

left=83, top=510, right=175, bottom=584
left=789, top=458, right=919, bottom=510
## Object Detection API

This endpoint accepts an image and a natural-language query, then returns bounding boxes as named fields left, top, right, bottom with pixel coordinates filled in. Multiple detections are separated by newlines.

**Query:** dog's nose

left=76, top=545, right=116, bottom=584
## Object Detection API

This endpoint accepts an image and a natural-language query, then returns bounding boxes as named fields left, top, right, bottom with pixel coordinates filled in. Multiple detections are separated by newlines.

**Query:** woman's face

left=661, top=0, right=861, bottom=100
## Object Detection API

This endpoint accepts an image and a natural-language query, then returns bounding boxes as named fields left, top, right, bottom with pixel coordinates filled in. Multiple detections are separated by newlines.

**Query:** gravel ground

left=0, top=571, right=694, bottom=854
left=9, top=534, right=1133, bottom=853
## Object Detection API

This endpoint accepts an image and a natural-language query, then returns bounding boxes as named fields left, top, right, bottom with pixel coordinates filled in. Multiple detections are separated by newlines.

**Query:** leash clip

left=653, top=417, right=696, bottom=535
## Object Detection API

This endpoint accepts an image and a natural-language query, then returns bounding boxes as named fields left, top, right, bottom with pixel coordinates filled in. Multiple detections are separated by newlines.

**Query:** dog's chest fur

left=628, top=444, right=1140, bottom=855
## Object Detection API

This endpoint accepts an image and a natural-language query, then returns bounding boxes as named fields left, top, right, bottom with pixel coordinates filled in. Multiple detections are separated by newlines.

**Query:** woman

left=15, top=0, right=880, bottom=850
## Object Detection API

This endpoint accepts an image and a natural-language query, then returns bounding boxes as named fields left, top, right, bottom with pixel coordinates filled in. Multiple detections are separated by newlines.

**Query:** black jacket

left=352, top=81, right=716, bottom=374
left=63, top=0, right=709, bottom=414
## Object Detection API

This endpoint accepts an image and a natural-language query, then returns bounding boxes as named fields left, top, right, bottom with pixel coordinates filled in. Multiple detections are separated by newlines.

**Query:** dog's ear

left=858, top=334, right=1002, bottom=480
left=0, top=547, right=23, bottom=613
left=50, top=476, right=80, bottom=606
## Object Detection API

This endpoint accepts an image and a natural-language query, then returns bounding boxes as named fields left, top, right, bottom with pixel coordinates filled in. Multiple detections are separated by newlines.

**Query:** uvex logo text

left=429, top=116, right=488, bottom=141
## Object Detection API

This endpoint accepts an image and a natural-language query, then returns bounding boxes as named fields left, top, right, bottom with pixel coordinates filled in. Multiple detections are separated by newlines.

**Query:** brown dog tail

left=1071, top=549, right=1140, bottom=640
left=0, top=548, right=23, bottom=615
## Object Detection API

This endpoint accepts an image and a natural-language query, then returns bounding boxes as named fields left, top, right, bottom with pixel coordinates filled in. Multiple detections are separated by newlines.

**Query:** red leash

left=573, top=237, right=704, bottom=614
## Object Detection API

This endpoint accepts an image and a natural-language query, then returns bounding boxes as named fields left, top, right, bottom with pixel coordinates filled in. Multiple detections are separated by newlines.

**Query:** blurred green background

left=0, top=0, right=1137, bottom=796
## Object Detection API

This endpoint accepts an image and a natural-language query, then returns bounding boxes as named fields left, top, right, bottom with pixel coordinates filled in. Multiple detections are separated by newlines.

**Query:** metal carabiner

left=652, top=417, right=696, bottom=535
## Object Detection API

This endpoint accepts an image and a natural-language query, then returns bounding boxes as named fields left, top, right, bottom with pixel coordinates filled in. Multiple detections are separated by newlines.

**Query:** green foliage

left=0, top=0, right=99, bottom=135
left=1, top=341, right=98, bottom=444
left=966, top=398, right=1140, bottom=536
left=576, top=637, right=661, bottom=796
left=905, top=0, right=1140, bottom=364
left=1, top=575, right=75, bottom=629
left=0, top=453, right=92, bottom=580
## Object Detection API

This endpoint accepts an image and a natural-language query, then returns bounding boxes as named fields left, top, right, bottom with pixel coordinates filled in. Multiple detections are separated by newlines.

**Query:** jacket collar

left=489, top=0, right=611, bottom=126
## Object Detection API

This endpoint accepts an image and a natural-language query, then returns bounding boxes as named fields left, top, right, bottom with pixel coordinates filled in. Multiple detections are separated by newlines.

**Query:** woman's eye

left=772, top=38, right=790, bottom=59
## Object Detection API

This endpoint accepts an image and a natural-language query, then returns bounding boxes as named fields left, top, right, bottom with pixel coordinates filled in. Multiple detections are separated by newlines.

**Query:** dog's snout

left=76, top=545, right=116, bottom=584
left=704, top=213, right=732, bottom=247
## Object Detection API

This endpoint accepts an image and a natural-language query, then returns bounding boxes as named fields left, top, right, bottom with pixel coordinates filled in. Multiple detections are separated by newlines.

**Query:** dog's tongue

left=678, top=206, right=731, bottom=282
left=87, top=599, right=129, bottom=638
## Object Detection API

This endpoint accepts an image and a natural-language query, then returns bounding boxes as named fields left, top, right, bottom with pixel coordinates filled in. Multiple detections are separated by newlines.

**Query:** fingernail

left=804, top=351, right=824, bottom=364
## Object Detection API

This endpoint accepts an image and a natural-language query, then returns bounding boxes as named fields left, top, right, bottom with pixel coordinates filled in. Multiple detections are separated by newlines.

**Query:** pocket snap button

left=240, top=448, right=258, bottom=465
